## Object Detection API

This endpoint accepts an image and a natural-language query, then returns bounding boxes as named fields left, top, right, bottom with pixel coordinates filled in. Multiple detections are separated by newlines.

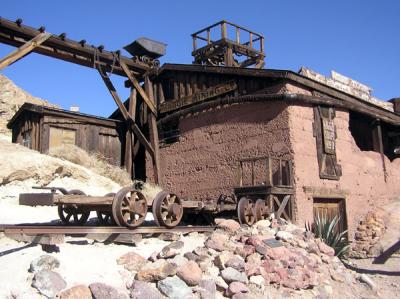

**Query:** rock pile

left=351, top=211, right=386, bottom=258
left=23, top=218, right=377, bottom=299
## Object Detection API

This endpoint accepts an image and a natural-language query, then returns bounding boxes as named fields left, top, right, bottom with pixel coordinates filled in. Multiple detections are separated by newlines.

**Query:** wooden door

left=313, top=198, right=347, bottom=234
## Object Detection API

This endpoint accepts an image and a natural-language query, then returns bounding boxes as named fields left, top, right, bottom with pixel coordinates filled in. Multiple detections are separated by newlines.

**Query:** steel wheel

left=254, top=198, right=270, bottom=221
left=58, top=189, right=89, bottom=225
left=237, top=197, right=255, bottom=226
left=152, top=191, right=183, bottom=228
left=112, top=187, right=147, bottom=228
left=96, top=193, right=116, bottom=225
left=58, top=205, right=90, bottom=225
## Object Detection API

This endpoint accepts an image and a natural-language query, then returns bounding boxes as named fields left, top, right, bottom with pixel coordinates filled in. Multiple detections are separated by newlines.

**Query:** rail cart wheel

left=112, top=187, right=147, bottom=228
left=97, top=193, right=116, bottom=225
left=152, top=191, right=183, bottom=228
left=58, top=205, right=90, bottom=225
left=237, top=197, right=255, bottom=226
left=254, top=198, right=270, bottom=221
left=58, top=189, right=90, bottom=225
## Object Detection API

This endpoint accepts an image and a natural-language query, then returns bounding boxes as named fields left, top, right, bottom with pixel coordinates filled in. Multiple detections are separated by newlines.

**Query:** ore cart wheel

left=112, top=187, right=147, bottom=228
left=237, top=197, right=255, bottom=226
left=96, top=193, right=116, bottom=225
left=58, top=189, right=90, bottom=225
left=152, top=191, right=183, bottom=228
left=254, top=198, right=270, bottom=221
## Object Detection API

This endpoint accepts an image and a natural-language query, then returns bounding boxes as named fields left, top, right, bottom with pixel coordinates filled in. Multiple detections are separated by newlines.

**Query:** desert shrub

left=48, top=144, right=132, bottom=186
left=306, top=214, right=350, bottom=258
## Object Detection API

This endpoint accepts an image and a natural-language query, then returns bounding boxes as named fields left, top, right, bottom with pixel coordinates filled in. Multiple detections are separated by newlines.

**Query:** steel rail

left=0, top=225, right=215, bottom=235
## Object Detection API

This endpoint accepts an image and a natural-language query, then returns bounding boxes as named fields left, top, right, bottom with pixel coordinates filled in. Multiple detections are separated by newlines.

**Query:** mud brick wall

left=156, top=101, right=293, bottom=202
left=288, top=100, right=400, bottom=237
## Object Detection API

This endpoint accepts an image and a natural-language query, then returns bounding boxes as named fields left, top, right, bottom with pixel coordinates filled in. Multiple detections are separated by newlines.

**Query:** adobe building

left=5, top=19, right=400, bottom=239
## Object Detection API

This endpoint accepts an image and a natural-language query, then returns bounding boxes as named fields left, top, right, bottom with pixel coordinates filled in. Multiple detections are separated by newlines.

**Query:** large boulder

left=215, top=219, right=241, bottom=233
left=158, top=241, right=185, bottom=259
left=31, top=270, right=67, bottom=298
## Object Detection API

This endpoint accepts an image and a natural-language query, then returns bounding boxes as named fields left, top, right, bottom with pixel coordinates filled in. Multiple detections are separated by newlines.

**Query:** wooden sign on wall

left=159, top=80, right=237, bottom=113
left=322, top=118, right=336, bottom=154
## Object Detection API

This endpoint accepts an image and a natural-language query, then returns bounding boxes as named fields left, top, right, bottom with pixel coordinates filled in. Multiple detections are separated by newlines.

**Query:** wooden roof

left=7, top=102, right=123, bottom=129
left=152, top=64, right=400, bottom=125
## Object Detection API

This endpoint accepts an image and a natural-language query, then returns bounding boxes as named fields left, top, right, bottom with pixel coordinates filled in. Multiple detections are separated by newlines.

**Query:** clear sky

left=1, top=0, right=399, bottom=117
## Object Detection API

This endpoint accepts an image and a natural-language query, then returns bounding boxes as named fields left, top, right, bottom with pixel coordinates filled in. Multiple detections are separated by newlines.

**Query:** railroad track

left=0, top=224, right=215, bottom=235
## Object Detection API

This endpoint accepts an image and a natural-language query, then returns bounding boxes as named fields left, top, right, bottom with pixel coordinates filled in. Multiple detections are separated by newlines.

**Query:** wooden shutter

left=313, top=106, right=342, bottom=180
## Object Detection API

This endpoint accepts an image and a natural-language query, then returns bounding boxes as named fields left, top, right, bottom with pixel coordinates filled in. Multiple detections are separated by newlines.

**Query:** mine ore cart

left=23, top=186, right=185, bottom=228
left=234, top=156, right=294, bottom=225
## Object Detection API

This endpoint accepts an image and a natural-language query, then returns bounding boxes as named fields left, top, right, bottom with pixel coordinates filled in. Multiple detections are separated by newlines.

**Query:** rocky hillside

left=0, top=74, right=58, bottom=135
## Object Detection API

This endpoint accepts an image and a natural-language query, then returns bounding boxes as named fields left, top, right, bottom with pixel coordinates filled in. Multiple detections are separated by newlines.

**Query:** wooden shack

left=7, top=103, right=125, bottom=166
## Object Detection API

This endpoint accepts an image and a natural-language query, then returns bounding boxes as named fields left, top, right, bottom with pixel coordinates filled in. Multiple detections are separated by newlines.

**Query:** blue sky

left=1, top=0, right=399, bottom=117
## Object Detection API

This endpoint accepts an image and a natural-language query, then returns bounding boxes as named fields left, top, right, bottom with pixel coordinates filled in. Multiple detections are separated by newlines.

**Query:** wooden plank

left=97, top=69, right=155, bottom=158
left=145, top=76, right=162, bottom=185
left=0, top=32, right=51, bottom=70
left=117, top=57, right=157, bottom=115
left=376, top=120, right=388, bottom=182
left=53, top=194, right=114, bottom=205
left=275, top=195, right=290, bottom=219
left=159, top=80, right=237, bottom=113
left=266, top=157, right=273, bottom=186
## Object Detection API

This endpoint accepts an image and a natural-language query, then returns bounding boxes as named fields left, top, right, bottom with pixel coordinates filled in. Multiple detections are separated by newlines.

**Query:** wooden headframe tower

left=0, top=17, right=163, bottom=185
left=191, top=20, right=265, bottom=69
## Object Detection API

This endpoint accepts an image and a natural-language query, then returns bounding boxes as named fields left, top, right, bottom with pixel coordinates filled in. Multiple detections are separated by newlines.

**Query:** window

left=159, top=121, right=180, bottom=146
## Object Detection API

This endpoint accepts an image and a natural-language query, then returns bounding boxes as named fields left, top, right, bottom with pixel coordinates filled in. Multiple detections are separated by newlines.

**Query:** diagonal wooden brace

left=96, top=68, right=154, bottom=158
left=275, top=195, right=291, bottom=220
left=117, top=57, right=157, bottom=115
left=0, top=32, right=51, bottom=71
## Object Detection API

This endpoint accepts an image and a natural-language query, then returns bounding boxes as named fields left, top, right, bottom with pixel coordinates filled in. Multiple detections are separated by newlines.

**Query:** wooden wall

left=12, top=111, right=125, bottom=167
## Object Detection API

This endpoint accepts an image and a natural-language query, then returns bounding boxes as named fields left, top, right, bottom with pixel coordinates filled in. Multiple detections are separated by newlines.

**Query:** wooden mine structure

left=2, top=17, right=400, bottom=234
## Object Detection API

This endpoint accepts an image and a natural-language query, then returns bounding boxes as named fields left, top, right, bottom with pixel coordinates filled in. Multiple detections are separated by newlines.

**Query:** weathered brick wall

left=156, top=101, right=292, bottom=202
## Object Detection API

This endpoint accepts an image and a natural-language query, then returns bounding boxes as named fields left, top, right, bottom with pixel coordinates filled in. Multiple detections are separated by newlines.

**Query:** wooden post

left=145, top=76, right=162, bottom=186
left=207, top=29, right=211, bottom=45
left=251, top=160, right=255, bottom=186
left=236, top=27, right=240, bottom=44
left=125, top=88, right=137, bottom=178
left=192, top=36, right=197, bottom=51
left=249, top=32, right=253, bottom=48
left=266, top=157, right=273, bottom=186
left=375, top=119, right=388, bottom=182
left=0, top=32, right=51, bottom=70
left=260, top=37, right=264, bottom=53
left=221, top=22, right=227, bottom=39
left=225, top=46, right=234, bottom=67
left=278, top=159, right=283, bottom=186
left=238, top=161, right=243, bottom=187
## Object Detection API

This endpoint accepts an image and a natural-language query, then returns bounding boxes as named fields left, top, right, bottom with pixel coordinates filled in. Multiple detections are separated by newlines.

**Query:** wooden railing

left=191, top=20, right=264, bottom=54
left=237, top=156, right=293, bottom=188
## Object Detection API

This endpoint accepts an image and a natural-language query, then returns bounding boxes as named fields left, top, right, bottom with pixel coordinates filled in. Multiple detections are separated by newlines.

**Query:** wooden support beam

left=145, top=76, right=162, bottom=185
left=125, top=88, right=137, bottom=177
left=275, top=195, right=291, bottom=220
left=0, top=32, right=51, bottom=70
left=375, top=119, right=388, bottom=182
left=97, top=69, right=154, bottom=158
left=117, top=56, right=157, bottom=115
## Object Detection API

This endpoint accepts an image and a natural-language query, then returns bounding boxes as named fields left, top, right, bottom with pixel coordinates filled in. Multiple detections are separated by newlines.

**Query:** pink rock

left=177, top=260, right=202, bottom=286
left=235, top=245, right=255, bottom=259
left=59, top=285, right=92, bottom=299
left=225, top=281, right=249, bottom=297
left=215, top=219, right=241, bottom=233
left=245, top=236, right=263, bottom=247
left=266, top=246, right=291, bottom=260
left=317, top=240, right=335, bottom=256
left=245, top=262, right=260, bottom=277
left=117, top=252, right=147, bottom=272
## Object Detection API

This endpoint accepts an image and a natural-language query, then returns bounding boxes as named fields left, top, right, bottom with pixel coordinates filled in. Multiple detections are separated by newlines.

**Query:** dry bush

left=48, top=144, right=132, bottom=186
